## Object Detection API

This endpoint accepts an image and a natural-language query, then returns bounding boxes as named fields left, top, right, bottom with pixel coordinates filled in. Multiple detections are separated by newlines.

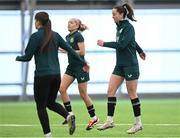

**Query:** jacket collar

left=116, top=20, right=129, bottom=27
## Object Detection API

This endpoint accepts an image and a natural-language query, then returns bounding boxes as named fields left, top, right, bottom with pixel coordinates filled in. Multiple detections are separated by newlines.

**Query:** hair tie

left=123, top=6, right=129, bottom=15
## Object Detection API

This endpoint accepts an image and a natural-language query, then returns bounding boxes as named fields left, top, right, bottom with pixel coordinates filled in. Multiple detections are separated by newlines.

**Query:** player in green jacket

left=97, top=3, right=145, bottom=134
left=59, top=18, right=99, bottom=130
left=16, top=12, right=89, bottom=138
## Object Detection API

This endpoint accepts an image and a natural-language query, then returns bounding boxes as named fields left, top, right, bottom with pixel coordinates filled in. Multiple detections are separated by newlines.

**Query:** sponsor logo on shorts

left=128, top=74, right=132, bottom=78
left=81, top=77, right=85, bottom=80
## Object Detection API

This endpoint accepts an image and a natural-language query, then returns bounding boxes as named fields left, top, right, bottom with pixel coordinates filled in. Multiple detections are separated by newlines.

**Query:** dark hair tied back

left=113, top=3, right=136, bottom=22
left=123, top=4, right=137, bottom=22
left=35, top=12, right=49, bottom=25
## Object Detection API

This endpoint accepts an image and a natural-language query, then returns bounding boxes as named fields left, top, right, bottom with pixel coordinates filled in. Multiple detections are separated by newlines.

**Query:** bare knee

left=107, top=86, right=116, bottom=97
left=80, top=92, right=87, bottom=100
left=59, top=86, right=66, bottom=94
left=127, top=88, right=137, bottom=99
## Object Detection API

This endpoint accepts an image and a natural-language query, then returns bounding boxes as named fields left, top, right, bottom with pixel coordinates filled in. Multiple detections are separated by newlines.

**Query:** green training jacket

left=16, top=28, right=85, bottom=76
left=103, top=20, right=140, bottom=66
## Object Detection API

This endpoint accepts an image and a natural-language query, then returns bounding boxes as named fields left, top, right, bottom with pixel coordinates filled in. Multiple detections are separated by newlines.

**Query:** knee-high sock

left=87, top=105, right=95, bottom=118
left=131, top=98, right=141, bottom=117
left=64, top=101, right=72, bottom=113
left=107, top=97, right=117, bottom=116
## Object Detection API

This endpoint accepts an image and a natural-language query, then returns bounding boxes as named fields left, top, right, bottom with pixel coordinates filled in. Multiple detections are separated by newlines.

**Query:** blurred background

left=0, top=0, right=180, bottom=101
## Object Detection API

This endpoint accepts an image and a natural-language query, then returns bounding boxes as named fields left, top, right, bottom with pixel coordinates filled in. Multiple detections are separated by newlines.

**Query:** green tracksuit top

left=65, top=31, right=85, bottom=66
left=16, top=28, right=85, bottom=76
left=103, top=20, right=140, bottom=66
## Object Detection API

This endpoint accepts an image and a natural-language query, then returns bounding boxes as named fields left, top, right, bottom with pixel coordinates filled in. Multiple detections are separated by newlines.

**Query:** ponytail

left=76, top=19, right=88, bottom=32
left=41, top=19, right=53, bottom=52
left=113, top=3, right=136, bottom=22
left=123, top=4, right=136, bottom=22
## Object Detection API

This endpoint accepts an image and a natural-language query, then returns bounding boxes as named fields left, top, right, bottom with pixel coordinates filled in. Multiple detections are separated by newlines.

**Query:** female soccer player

left=97, top=3, right=145, bottom=134
left=59, top=18, right=99, bottom=130
left=16, top=12, right=88, bottom=137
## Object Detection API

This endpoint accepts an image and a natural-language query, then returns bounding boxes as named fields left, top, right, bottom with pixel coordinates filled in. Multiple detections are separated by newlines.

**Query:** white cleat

left=127, top=123, right=143, bottom=134
left=44, top=132, right=52, bottom=138
left=67, top=115, right=76, bottom=135
left=97, top=121, right=114, bottom=131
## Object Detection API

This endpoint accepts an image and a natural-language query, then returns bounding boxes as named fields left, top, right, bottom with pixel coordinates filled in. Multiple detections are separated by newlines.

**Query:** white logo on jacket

left=119, top=28, right=123, bottom=33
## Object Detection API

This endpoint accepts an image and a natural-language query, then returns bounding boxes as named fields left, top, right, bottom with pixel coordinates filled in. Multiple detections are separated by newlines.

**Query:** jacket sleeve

left=16, top=34, right=38, bottom=62
left=136, top=42, right=143, bottom=54
left=57, top=34, right=86, bottom=65
left=103, top=25, right=134, bottom=51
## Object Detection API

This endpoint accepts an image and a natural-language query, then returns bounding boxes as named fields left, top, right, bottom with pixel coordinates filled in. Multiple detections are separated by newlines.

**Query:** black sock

left=131, top=98, right=141, bottom=117
left=63, top=101, right=72, bottom=113
left=107, top=97, right=116, bottom=116
left=87, top=105, right=95, bottom=118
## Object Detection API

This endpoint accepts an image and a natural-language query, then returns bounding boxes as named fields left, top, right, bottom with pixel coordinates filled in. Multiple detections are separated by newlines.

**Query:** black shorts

left=65, top=64, right=89, bottom=83
left=112, top=65, right=139, bottom=81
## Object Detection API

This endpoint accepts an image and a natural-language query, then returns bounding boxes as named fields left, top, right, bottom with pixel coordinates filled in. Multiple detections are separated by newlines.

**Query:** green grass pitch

left=0, top=99, right=180, bottom=137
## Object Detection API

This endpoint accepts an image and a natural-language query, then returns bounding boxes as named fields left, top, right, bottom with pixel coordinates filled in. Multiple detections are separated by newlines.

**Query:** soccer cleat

left=97, top=121, right=114, bottom=131
left=127, top=123, right=143, bottom=134
left=62, top=119, right=68, bottom=125
left=67, top=115, right=76, bottom=135
left=86, top=117, right=99, bottom=130
left=44, top=132, right=52, bottom=138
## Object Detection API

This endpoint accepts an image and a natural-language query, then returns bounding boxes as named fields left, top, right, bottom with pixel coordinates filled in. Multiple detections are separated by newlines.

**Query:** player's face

left=112, top=8, right=123, bottom=23
left=35, top=20, right=39, bottom=29
left=68, top=18, right=78, bottom=32
left=35, top=20, right=41, bottom=29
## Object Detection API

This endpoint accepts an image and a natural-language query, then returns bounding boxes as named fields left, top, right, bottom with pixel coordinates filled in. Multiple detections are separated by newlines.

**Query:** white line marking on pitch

left=0, top=123, right=180, bottom=127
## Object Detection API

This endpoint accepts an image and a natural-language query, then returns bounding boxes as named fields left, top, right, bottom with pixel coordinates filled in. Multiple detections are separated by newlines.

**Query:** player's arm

left=58, top=48, right=67, bottom=53
left=136, top=42, right=146, bottom=60
left=76, top=42, right=85, bottom=56
left=98, top=25, right=134, bottom=50
left=57, top=33, right=85, bottom=65
left=16, top=34, right=38, bottom=62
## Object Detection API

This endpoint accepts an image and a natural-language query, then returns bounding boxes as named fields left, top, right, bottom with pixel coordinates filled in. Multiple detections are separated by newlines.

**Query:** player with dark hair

left=16, top=12, right=89, bottom=138
left=97, top=3, right=145, bottom=134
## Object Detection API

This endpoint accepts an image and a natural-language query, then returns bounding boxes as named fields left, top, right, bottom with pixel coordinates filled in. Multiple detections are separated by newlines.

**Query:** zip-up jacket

left=16, top=28, right=85, bottom=76
left=103, top=20, right=140, bottom=66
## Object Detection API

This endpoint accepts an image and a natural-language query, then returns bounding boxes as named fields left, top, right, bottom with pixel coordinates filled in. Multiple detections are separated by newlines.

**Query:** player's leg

left=126, top=80, right=142, bottom=134
left=97, top=74, right=124, bottom=130
left=34, top=75, right=52, bottom=137
left=45, top=74, right=76, bottom=134
left=59, top=73, right=75, bottom=124
left=47, top=75, right=72, bottom=120
left=125, top=65, right=142, bottom=134
left=78, top=82, right=99, bottom=130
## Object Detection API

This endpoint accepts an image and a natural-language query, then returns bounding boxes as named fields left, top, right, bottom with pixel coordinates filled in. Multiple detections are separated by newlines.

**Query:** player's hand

left=15, top=56, right=20, bottom=61
left=59, top=48, right=67, bottom=53
left=139, top=52, right=146, bottom=60
left=97, top=40, right=104, bottom=47
left=83, top=63, right=90, bottom=73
